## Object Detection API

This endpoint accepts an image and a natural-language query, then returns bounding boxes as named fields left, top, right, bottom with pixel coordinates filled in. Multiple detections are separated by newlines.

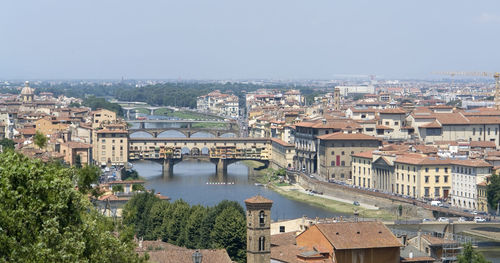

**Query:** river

left=132, top=159, right=346, bottom=221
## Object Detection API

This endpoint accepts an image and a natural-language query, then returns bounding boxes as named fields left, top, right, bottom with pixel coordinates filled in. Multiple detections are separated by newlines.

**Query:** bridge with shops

left=128, top=137, right=271, bottom=177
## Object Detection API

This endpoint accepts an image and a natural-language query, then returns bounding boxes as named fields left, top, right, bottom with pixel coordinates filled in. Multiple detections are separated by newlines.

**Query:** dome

left=21, top=81, right=34, bottom=95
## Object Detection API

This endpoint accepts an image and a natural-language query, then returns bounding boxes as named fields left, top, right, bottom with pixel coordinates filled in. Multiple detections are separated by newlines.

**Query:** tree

left=0, top=138, right=15, bottom=150
left=122, top=169, right=140, bottom=180
left=0, top=151, right=144, bottom=262
left=132, top=184, right=145, bottom=192
left=487, top=174, right=500, bottom=211
left=122, top=191, right=162, bottom=238
left=34, top=130, right=48, bottom=149
left=75, top=165, right=101, bottom=195
left=184, top=205, right=208, bottom=249
left=112, top=184, right=124, bottom=193
left=210, top=206, right=247, bottom=263
left=164, top=199, right=191, bottom=246
left=457, top=242, right=490, bottom=263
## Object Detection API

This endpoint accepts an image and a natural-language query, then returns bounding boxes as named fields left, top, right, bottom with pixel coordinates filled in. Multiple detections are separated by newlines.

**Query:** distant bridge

left=129, top=128, right=238, bottom=138
left=128, top=137, right=271, bottom=177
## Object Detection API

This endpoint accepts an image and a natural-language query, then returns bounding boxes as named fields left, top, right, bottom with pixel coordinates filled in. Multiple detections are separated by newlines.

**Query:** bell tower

left=245, top=195, right=273, bottom=263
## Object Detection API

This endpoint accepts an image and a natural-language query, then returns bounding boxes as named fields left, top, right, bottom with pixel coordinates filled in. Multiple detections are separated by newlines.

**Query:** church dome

left=21, top=81, right=34, bottom=95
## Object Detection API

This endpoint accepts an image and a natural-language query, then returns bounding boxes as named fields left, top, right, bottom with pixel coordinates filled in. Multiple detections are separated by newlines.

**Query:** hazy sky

left=1, top=1, right=500, bottom=79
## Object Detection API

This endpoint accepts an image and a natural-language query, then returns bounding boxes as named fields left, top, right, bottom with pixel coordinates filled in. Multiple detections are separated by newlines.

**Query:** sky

left=1, top=0, right=500, bottom=80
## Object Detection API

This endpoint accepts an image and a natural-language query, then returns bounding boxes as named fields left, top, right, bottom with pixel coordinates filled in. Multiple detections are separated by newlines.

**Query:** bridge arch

left=129, top=131, right=154, bottom=138
left=157, top=130, right=188, bottom=138
left=190, top=131, right=216, bottom=138
left=219, top=132, right=237, bottom=138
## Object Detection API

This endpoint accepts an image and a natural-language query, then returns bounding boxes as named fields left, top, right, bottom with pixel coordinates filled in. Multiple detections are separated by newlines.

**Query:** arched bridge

left=387, top=221, right=500, bottom=237
left=129, top=137, right=271, bottom=177
left=129, top=128, right=238, bottom=138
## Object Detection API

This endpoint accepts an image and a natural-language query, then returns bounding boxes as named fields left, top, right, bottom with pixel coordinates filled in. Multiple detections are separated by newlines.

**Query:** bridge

left=122, top=106, right=175, bottom=118
left=128, top=137, right=271, bottom=177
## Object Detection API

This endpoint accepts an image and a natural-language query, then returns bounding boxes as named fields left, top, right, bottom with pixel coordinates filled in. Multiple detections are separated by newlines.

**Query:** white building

left=196, top=90, right=239, bottom=118
left=335, top=85, right=375, bottom=96
left=451, top=159, right=491, bottom=210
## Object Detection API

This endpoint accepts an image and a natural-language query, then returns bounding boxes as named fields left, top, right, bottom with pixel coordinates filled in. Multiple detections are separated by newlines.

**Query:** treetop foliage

left=0, top=151, right=143, bottom=262
left=123, top=193, right=247, bottom=263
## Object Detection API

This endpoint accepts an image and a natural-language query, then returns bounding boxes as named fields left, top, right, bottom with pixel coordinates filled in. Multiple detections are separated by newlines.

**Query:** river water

left=132, top=159, right=345, bottom=221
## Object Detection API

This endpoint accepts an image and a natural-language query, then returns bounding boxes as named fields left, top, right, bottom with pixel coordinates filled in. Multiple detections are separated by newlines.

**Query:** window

left=331, top=161, right=335, bottom=166
left=425, top=176, right=429, bottom=183
left=434, top=187, right=440, bottom=197
left=341, top=151, right=345, bottom=155
left=341, top=161, right=345, bottom=166
left=102, top=145, right=106, bottom=149
left=279, top=226, right=285, bottom=233
left=435, top=176, right=439, bottom=183
left=435, top=168, right=439, bottom=172
left=424, top=187, right=430, bottom=197
left=413, top=175, right=416, bottom=183
left=258, top=236, right=265, bottom=251
left=473, top=128, right=476, bottom=135
left=425, top=168, right=429, bottom=173
left=395, top=121, right=399, bottom=125
left=385, top=121, right=389, bottom=125
left=444, top=176, right=448, bottom=183
left=368, top=179, right=370, bottom=188
left=444, top=168, right=448, bottom=173
left=259, top=211, right=265, bottom=225
left=488, top=128, right=491, bottom=135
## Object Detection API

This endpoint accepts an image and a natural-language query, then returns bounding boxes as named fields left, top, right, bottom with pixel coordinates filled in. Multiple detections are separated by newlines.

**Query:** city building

left=196, top=90, right=239, bottom=118
left=317, top=132, right=381, bottom=182
left=450, top=159, right=492, bottom=211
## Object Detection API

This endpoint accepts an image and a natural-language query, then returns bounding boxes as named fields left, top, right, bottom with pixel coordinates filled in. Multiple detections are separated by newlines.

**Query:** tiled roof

left=470, top=141, right=496, bottom=148
left=379, top=108, right=406, bottom=114
left=245, top=195, right=273, bottom=204
left=376, top=125, right=393, bottom=130
left=312, top=222, right=402, bottom=250
left=451, top=159, right=492, bottom=168
left=352, top=151, right=374, bottom=159
left=317, top=132, right=380, bottom=141
left=271, top=138, right=294, bottom=147
left=419, top=120, right=442, bottom=128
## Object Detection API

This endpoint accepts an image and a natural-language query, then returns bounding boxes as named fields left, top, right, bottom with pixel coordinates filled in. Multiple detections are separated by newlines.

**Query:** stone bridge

left=128, top=137, right=271, bottom=177
left=129, top=128, right=238, bottom=138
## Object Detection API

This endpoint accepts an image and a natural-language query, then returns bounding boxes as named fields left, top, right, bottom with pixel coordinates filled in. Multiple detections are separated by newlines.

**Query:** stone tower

left=245, top=195, right=273, bottom=263
left=333, top=87, right=341, bottom=110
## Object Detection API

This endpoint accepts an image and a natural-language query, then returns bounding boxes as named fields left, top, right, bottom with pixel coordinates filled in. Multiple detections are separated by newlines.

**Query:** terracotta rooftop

left=312, top=222, right=402, bottom=250
left=352, top=150, right=374, bottom=159
left=245, top=195, right=273, bottom=204
left=271, top=138, right=294, bottom=147
left=470, top=141, right=496, bottom=148
left=451, top=159, right=492, bottom=168
left=378, top=108, right=406, bottom=114
left=317, top=132, right=380, bottom=141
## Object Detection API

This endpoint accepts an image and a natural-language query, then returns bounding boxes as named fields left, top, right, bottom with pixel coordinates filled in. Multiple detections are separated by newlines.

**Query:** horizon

left=1, top=1, right=500, bottom=79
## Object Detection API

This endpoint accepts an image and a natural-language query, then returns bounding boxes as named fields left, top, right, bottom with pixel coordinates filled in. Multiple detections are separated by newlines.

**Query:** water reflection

left=133, top=159, right=347, bottom=221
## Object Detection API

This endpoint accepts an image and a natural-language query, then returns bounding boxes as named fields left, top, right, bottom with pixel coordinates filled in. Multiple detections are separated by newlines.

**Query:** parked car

left=458, top=217, right=468, bottom=222
left=353, top=201, right=360, bottom=206
left=438, top=217, right=449, bottom=222
left=474, top=217, right=486, bottom=223
left=431, top=201, right=442, bottom=207
left=422, top=218, right=433, bottom=222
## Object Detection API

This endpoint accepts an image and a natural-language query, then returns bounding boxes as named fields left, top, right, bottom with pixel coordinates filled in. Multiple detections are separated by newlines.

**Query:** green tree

left=487, top=174, right=500, bottom=211
left=132, top=184, right=145, bottom=192
left=184, top=205, right=208, bottom=249
left=200, top=200, right=244, bottom=248
left=34, top=130, right=48, bottom=149
left=112, top=184, right=124, bottom=193
left=211, top=207, right=247, bottom=263
left=164, top=199, right=191, bottom=246
left=0, top=138, right=15, bottom=150
left=457, top=242, right=490, bottom=263
left=122, top=169, right=140, bottom=180
left=122, top=191, right=162, bottom=238
left=0, top=151, right=143, bottom=262
left=75, top=165, right=101, bottom=194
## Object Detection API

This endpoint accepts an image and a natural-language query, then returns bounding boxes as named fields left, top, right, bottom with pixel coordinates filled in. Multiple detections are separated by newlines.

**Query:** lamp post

left=192, top=250, right=202, bottom=263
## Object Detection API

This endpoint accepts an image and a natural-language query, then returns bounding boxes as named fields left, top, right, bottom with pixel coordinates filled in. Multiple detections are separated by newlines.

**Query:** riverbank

left=243, top=161, right=397, bottom=220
